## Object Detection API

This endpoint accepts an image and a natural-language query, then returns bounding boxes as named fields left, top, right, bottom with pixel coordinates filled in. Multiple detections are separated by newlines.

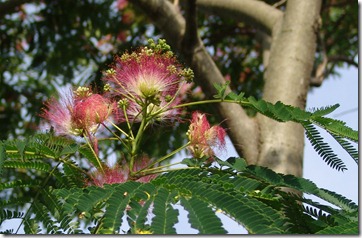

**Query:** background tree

left=0, top=0, right=357, bottom=177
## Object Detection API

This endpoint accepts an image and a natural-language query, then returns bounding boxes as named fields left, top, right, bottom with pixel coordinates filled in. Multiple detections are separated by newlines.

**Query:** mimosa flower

left=40, top=90, right=79, bottom=136
left=102, top=39, right=193, bottom=123
left=40, top=87, right=115, bottom=136
left=87, top=156, right=157, bottom=187
left=88, top=164, right=128, bottom=187
left=187, top=112, right=226, bottom=159
left=72, top=94, right=114, bottom=133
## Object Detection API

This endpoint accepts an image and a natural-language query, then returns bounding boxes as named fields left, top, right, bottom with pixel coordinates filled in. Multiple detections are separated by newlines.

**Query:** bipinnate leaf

left=99, top=182, right=142, bottom=234
left=150, top=188, right=179, bottom=234
left=316, top=221, right=358, bottom=235
left=180, top=197, right=227, bottom=234
left=304, top=123, right=347, bottom=171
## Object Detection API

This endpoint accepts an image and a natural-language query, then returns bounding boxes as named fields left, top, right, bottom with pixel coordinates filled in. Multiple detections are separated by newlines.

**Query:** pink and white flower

left=102, top=40, right=192, bottom=123
left=187, top=111, right=226, bottom=159
left=40, top=87, right=115, bottom=136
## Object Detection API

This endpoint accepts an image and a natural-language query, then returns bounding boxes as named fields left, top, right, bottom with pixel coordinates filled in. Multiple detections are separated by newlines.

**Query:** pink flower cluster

left=41, top=40, right=192, bottom=137
left=40, top=39, right=227, bottom=186
left=187, top=111, right=226, bottom=159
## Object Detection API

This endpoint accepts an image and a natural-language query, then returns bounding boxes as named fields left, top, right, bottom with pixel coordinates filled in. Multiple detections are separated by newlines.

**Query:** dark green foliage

left=0, top=210, right=24, bottom=226
left=309, top=104, right=340, bottom=117
left=2, top=155, right=357, bottom=234
left=329, top=134, right=358, bottom=164
left=150, top=188, right=179, bottom=234
left=0, top=133, right=89, bottom=234
left=312, top=117, right=358, bottom=143
left=304, top=123, right=346, bottom=171
left=180, top=197, right=227, bottom=234
left=0, top=144, right=5, bottom=176
left=100, top=182, right=142, bottom=233
left=316, top=221, right=358, bottom=235
left=316, top=189, right=358, bottom=214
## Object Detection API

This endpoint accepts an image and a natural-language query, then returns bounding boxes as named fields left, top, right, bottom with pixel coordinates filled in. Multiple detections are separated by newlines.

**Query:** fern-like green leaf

left=316, top=189, right=358, bottom=213
left=78, top=146, right=104, bottom=170
left=245, top=164, right=284, bottom=185
left=2, top=134, right=76, bottom=161
left=0, top=180, right=40, bottom=191
left=0, top=144, right=5, bottom=176
left=224, top=91, right=245, bottom=101
left=281, top=174, right=319, bottom=194
left=304, top=123, right=347, bottom=171
left=75, top=187, right=113, bottom=213
left=128, top=183, right=156, bottom=233
left=216, top=157, right=247, bottom=171
left=303, top=205, right=336, bottom=226
left=0, top=209, right=24, bottom=225
left=180, top=197, right=226, bottom=234
left=312, top=117, right=358, bottom=143
left=23, top=157, right=356, bottom=234
left=328, top=133, right=358, bottom=164
left=213, top=81, right=230, bottom=100
left=54, top=187, right=84, bottom=215
left=23, top=218, right=41, bottom=234
left=62, top=163, right=86, bottom=188
left=3, top=161, right=51, bottom=173
left=59, top=143, right=79, bottom=157
left=99, top=182, right=142, bottom=234
left=310, top=104, right=340, bottom=117
left=158, top=171, right=287, bottom=234
left=151, top=188, right=179, bottom=234
left=316, top=221, right=358, bottom=234
left=246, top=97, right=312, bottom=122
left=31, top=201, right=59, bottom=234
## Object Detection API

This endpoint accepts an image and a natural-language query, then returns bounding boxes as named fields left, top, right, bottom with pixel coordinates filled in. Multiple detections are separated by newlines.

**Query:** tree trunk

left=130, top=0, right=322, bottom=178
left=256, top=0, right=322, bottom=176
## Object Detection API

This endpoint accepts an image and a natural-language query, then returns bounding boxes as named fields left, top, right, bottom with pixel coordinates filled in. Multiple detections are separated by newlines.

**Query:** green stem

left=107, top=120, right=131, bottom=139
left=137, top=166, right=200, bottom=177
left=137, top=161, right=183, bottom=176
left=137, top=142, right=191, bottom=175
left=122, top=104, right=135, bottom=139
left=173, top=99, right=222, bottom=108
left=83, top=132, right=104, bottom=174
left=102, top=122, right=131, bottom=151
left=5, top=150, right=55, bottom=159
left=130, top=106, right=149, bottom=173
left=174, top=98, right=251, bottom=109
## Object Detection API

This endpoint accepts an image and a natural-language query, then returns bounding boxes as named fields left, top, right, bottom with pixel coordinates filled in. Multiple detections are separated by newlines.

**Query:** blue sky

left=303, top=65, right=358, bottom=203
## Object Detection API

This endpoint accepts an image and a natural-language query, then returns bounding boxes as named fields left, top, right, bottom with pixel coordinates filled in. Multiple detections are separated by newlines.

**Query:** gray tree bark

left=256, top=0, right=322, bottom=176
left=130, top=0, right=322, bottom=177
